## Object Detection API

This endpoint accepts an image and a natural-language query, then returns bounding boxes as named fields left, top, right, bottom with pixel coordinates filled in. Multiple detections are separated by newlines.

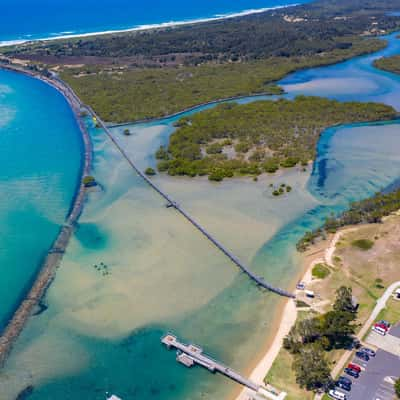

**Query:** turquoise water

left=2, top=32, right=400, bottom=400
left=0, top=70, right=83, bottom=329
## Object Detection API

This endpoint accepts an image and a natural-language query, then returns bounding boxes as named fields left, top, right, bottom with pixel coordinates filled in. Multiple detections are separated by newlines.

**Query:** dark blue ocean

left=0, top=0, right=310, bottom=44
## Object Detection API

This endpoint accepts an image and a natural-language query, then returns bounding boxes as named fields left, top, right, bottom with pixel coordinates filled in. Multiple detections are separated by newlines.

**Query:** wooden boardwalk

left=81, top=102, right=294, bottom=299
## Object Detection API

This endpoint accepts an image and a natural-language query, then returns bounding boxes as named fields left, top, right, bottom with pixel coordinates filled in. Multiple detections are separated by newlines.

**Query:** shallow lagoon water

left=2, top=33, right=400, bottom=400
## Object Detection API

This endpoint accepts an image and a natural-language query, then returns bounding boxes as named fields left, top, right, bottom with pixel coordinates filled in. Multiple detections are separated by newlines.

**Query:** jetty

left=82, top=101, right=294, bottom=299
left=161, top=334, right=287, bottom=400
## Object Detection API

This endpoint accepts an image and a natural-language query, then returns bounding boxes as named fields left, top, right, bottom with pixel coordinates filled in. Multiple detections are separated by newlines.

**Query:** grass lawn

left=312, top=263, right=331, bottom=279
left=376, top=298, right=400, bottom=326
left=266, top=347, right=314, bottom=400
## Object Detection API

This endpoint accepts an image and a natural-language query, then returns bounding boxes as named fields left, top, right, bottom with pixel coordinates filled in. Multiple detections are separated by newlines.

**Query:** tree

left=320, top=310, right=356, bottom=348
left=292, top=344, right=332, bottom=390
left=333, top=286, right=354, bottom=313
left=82, top=175, right=96, bottom=187
left=145, top=167, right=156, bottom=176
left=395, top=377, right=400, bottom=398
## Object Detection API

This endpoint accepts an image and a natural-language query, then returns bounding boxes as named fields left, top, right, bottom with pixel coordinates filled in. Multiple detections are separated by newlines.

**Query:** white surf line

left=0, top=4, right=299, bottom=47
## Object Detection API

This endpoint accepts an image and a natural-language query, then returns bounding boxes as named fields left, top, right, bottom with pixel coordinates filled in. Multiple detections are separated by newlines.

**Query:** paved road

left=389, top=323, right=400, bottom=339
left=346, top=349, right=400, bottom=400
left=366, top=330, right=400, bottom=357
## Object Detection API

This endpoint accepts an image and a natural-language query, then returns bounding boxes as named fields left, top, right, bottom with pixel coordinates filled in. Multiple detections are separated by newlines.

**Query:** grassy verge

left=376, top=298, right=400, bottom=325
left=266, top=311, right=315, bottom=400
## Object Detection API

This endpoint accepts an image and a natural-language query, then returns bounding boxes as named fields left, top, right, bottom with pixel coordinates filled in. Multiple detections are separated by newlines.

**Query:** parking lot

left=341, top=348, right=400, bottom=400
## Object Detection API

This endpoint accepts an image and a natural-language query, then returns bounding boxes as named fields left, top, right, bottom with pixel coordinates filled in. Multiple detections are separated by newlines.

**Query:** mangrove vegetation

left=154, top=96, right=395, bottom=180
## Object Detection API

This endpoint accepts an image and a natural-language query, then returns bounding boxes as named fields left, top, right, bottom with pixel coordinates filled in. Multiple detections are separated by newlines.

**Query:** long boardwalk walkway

left=82, top=101, right=294, bottom=299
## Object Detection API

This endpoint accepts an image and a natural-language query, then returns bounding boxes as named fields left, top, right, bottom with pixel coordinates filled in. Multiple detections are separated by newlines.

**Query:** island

left=154, top=97, right=396, bottom=180
left=374, top=53, right=400, bottom=74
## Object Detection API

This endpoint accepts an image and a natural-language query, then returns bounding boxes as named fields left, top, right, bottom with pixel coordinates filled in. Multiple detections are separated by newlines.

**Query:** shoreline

left=107, top=92, right=282, bottom=128
left=233, top=241, right=330, bottom=400
left=0, top=4, right=299, bottom=48
left=0, top=64, right=92, bottom=367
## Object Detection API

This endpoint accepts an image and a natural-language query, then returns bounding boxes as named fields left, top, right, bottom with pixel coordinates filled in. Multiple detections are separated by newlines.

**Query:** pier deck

left=161, top=334, right=287, bottom=400
left=162, top=334, right=261, bottom=392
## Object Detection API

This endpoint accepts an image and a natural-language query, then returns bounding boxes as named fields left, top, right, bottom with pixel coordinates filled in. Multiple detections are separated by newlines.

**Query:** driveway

left=345, top=349, right=400, bottom=400
left=366, top=331, right=400, bottom=357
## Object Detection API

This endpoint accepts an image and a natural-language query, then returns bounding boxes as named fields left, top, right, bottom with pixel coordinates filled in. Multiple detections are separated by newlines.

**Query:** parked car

left=361, top=347, right=376, bottom=357
left=372, top=325, right=387, bottom=336
left=377, top=320, right=391, bottom=329
left=338, top=376, right=352, bottom=386
left=296, top=282, right=305, bottom=290
left=348, top=363, right=362, bottom=373
left=356, top=351, right=370, bottom=361
left=336, top=381, right=351, bottom=392
left=328, top=389, right=347, bottom=400
left=375, top=322, right=389, bottom=332
left=344, top=368, right=359, bottom=378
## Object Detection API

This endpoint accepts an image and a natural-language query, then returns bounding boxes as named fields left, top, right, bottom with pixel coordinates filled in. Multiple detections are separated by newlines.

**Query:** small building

left=177, top=352, right=195, bottom=367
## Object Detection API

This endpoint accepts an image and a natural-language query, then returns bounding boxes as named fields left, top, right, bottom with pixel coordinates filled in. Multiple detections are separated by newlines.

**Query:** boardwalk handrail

left=57, top=76, right=295, bottom=299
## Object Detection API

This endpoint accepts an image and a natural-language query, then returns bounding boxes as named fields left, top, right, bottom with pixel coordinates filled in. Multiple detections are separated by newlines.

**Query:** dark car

left=336, top=381, right=351, bottom=392
left=344, top=368, right=359, bottom=378
left=338, top=376, right=352, bottom=386
left=361, top=347, right=376, bottom=357
left=356, top=351, right=370, bottom=362
left=377, top=319, right=391, bottom=329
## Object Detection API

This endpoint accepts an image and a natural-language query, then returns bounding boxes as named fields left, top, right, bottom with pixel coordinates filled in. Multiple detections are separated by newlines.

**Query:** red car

left=348, top=363, right=362, bottom=373
left=374, top=322, right=389, bottom=332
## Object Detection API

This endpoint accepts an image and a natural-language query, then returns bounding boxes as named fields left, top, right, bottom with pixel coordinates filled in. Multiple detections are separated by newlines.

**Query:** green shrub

left=83, top=175, right=95, bottom=185
left=156, top=146, right=169, bottom=160
left=312, top=263, right=330, bottom=279
left=208, top=169, right=225, bottom=182
left=351, top=239, right=374, bottom=250
left=234, top=142, right=251, bottom=153
left=145, top=167, right=156, bottom=176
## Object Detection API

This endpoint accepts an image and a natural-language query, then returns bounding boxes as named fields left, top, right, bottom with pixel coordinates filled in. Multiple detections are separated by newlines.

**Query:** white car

left=372, top=326, right=387, bottom=336
left=328, top=389, right=347, bottom=400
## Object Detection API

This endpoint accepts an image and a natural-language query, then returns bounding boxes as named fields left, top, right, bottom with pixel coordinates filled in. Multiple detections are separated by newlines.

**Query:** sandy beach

left=0, top=4, right=295, bottom=48
left=234, top=234, right=338, bottom=400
